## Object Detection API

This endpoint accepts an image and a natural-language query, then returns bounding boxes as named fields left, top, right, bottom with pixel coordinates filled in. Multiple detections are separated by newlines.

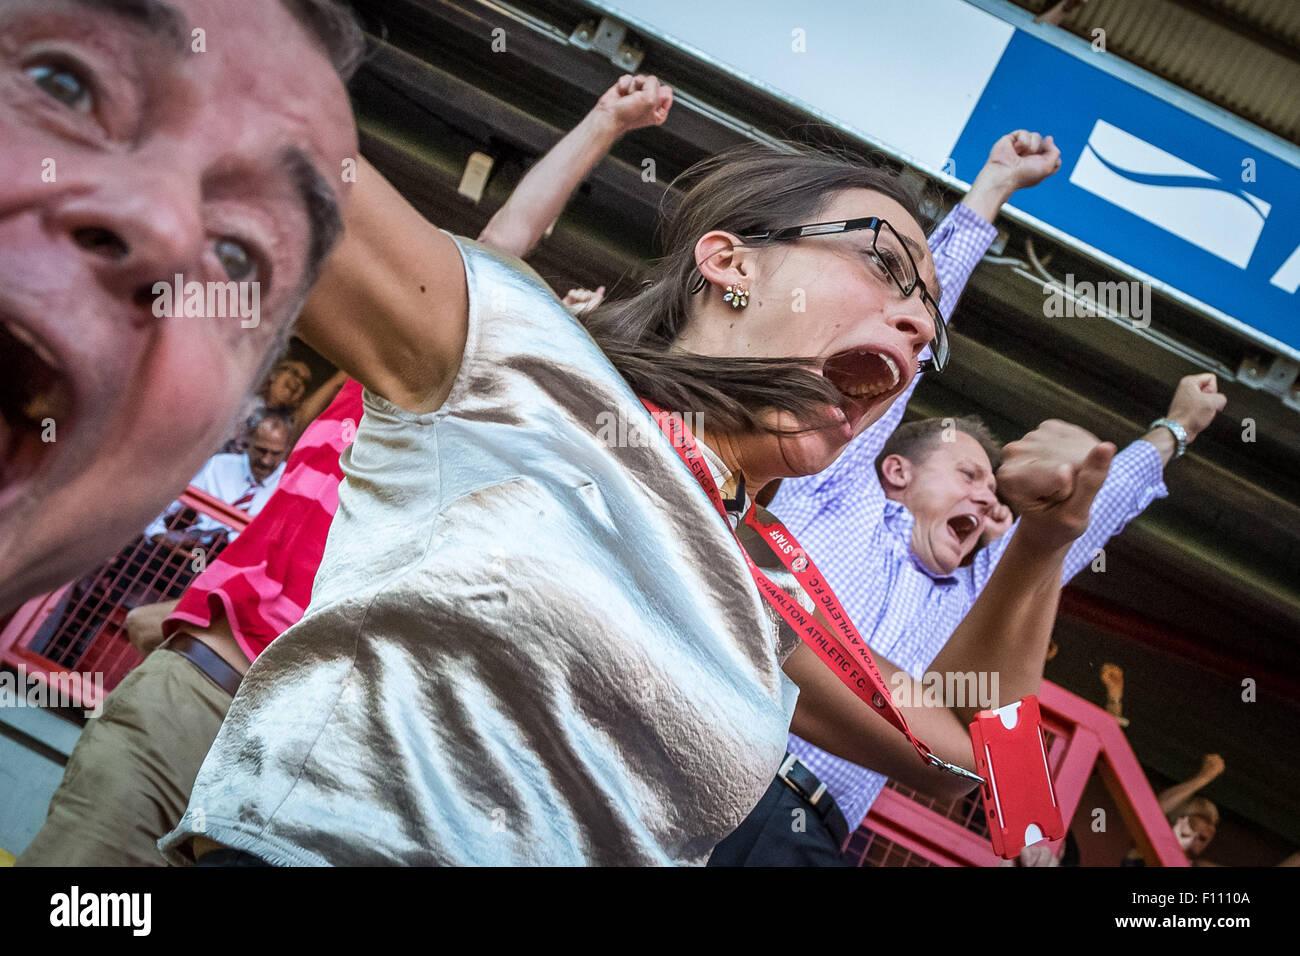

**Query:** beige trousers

left=16, top=648, right=231, bottom=866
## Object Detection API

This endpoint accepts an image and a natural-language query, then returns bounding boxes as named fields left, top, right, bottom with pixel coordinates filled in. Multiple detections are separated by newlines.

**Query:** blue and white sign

left=1069, top=119, right=1270, bottom=270
left=948, top=30, right=1300, bottom=356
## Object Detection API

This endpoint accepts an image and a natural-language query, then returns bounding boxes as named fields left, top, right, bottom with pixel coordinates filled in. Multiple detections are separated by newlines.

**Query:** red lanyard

left=642, top=400, right=982, bottom=783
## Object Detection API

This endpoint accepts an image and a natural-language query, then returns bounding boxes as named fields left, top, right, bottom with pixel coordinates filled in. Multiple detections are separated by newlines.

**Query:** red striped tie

left=232, top=484, right=257, bottom=512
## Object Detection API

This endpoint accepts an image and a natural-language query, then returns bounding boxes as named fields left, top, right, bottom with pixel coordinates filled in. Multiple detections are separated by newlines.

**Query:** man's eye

left=26, top=62, right=94, bottom=113
left=215, top=238, right=258, bottom=282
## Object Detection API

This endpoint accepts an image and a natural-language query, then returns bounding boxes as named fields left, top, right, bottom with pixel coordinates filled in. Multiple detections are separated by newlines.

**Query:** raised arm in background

left=295, top=75, right=672, bottom=414
left=974, top=372, right=1227, bottom=581
left=478, top=74, right=671, bottom=258
left=1159, top=753, right=1225, bottom=817
left=291, top=368, right=350, bottom=436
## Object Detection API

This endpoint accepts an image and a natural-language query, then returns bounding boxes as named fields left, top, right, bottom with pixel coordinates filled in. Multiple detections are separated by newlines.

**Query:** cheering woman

left=163, top=76, right=1112, bottom=866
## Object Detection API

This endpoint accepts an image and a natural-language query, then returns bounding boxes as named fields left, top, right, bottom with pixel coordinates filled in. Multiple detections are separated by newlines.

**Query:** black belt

left=160, top=632, right=243, bottom=697
left=776, top=753, right=851, bottom=849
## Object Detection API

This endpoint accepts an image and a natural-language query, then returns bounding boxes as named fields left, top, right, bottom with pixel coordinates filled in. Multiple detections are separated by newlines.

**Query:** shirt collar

left=883, top=498, right=959, bottom=586
left=696, top=438, right=750, bottom=513
left=882, top=498, right=913, bottom=536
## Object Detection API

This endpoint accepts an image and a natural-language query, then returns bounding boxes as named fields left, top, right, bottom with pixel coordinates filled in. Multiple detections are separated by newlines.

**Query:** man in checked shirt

left=710, top=131, right=1227, bottom=866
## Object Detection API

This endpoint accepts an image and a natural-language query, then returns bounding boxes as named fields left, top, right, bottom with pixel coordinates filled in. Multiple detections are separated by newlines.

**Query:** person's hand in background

left=561, top=286, right=606, bottom=317
left=964, top=130, right=1063, bottom=223
left=978, top=499, right=1014, bottom=547
left=1165, top=373, right=1227, bottom=446
left=593, top=73, right=673, bottom=134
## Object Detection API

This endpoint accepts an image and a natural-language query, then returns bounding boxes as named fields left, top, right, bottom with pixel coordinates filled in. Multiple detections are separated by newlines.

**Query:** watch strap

left=1149, top=417, right=1187, bottom=458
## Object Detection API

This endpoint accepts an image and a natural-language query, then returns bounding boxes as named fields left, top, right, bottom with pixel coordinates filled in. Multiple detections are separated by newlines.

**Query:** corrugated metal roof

left=1015, top=0, right=1300, bottom=143
left=1206, top=0, right=1300, bottom=49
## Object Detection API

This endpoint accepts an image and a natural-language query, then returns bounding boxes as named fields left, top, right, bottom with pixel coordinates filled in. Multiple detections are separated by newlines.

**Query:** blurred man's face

left=882, top=432, right=999, bottom=575
left=0, top=0, right=357, bottom=613
left=246, top=420, right=290, bottom=483
left=1173, top=815, right=1216, bottom=858
left=265, top=361, right=310, bottom=408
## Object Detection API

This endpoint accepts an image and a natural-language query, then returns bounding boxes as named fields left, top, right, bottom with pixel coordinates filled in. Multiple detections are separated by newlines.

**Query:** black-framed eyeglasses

left=695, top=216, right=949, bottom=372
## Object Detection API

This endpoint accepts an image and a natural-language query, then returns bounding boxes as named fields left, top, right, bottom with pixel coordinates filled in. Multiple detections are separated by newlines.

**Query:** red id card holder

left=969, top=695, right=1064, bottom=859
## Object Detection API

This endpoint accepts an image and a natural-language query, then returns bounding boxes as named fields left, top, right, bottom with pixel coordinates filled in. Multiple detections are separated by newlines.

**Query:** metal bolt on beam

left=569, top=17, right=644, bottom=72
left=1238, top=354, right=1299, bottom=399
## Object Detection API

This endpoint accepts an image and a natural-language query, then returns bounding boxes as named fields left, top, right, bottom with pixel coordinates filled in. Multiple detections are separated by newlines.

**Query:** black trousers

left=196, top=848, right=272, bottom=866
left=708, top=777, right=849, bottom=866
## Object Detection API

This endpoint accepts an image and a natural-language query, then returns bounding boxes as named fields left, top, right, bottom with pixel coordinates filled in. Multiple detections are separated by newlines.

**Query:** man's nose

left=50, top=171, right=203, bottom=309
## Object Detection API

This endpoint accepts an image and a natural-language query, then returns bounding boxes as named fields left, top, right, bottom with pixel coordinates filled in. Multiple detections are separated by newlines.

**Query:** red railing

left=0, top=486, right=249, bottom=713
left=846, top=680, right=1190, bottom=866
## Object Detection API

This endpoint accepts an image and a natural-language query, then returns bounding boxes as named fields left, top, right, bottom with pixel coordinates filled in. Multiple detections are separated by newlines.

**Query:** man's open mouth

left=822, top=347, right=902, bottom=428
left=946, top=513, right=981, bottom=548
left=0, top=320, right=73, bottom=493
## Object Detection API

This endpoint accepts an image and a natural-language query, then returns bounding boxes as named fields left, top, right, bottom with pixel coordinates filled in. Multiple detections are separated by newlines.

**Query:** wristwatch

left=1149, top=417, right=1188, bottom=459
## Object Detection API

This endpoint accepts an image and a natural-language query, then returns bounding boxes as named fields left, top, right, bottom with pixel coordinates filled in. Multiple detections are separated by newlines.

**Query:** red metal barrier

left=0, top=486, right=249, bottom=713
left=847, top=680, right=1190, bottom=866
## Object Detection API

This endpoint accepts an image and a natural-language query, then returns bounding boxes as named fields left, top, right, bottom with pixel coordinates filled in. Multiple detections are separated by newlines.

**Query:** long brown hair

left=582, top=141, right=931, bottom=432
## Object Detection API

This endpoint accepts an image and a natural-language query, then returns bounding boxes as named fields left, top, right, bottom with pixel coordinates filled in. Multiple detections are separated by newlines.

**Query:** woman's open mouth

left=822, top=346, right=903, bottom=430
left=0, top=319, right=73, bottom=497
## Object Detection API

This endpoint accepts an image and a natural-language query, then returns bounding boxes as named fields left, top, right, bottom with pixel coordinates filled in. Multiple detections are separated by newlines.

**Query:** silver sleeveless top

left=161, top=235, right=805, bottom=866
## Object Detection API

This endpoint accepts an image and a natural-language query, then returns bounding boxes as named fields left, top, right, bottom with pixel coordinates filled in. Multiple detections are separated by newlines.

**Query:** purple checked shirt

left=769, top=203, right=1169, bottom=832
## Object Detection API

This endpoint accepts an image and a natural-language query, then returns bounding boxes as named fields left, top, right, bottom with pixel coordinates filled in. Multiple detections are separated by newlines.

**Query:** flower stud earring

left=723, top=284, right=749, bottom=309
